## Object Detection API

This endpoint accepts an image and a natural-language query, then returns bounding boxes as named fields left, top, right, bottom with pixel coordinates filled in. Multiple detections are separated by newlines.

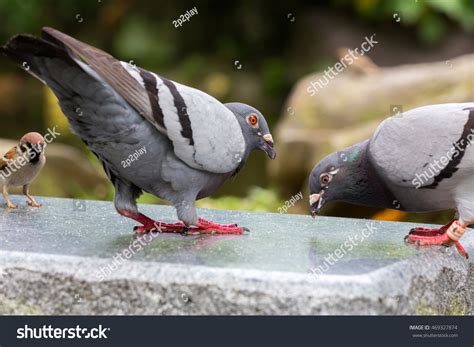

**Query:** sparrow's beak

left=309, top=192, right=325, bottom=218
left=261, top=134, right=276, bottom=160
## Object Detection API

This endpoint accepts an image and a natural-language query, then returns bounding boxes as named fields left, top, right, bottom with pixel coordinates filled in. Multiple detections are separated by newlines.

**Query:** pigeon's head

left=309, top=142, right=367, bottom=217
left=225, top=102, right=276, bottom=160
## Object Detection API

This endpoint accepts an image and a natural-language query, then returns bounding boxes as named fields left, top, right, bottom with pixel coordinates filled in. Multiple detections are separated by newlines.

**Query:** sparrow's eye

left=320, top=173, right=332, bottom=185
left=246, top=114, right=258, bottom=127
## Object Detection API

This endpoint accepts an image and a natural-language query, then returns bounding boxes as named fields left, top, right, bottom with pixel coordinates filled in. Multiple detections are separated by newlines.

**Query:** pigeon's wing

left=368, top=103, right=474, bottom=189
left=41, top=27, right=245, bottom=174
left=0, top=147, right=17, bottom=171
left=120, top=63, right=246, bottom=173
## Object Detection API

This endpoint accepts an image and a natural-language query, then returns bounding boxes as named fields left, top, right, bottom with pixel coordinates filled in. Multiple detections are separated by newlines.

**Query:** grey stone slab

left=0, top=196, right=472, bottom=315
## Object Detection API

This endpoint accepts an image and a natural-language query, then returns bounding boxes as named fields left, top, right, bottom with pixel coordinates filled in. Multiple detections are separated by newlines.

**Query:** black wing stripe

left=423, top=109, right=474, bottom=189
left=161, top=78, right=194, bottom=146
left=139, top=69, right=166, bottom=129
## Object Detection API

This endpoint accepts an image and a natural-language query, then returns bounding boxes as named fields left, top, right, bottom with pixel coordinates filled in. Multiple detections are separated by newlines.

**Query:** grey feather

left=369, top=103, right=474, bottom=189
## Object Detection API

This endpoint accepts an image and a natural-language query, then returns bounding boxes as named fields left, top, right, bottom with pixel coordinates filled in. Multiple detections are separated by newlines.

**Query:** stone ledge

left=0, top=196, right=472, bottom=315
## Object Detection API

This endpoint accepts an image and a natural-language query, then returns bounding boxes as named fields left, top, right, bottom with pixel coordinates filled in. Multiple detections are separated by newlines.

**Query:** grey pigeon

left=1, top=27, right=276, bottom=234
left=309, top=103, right=474, bottom=257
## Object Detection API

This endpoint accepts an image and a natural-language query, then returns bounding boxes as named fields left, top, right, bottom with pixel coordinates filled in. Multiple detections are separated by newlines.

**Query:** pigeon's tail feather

left=1, top=34, right=63, bottom=61
left=1, top=31, right=124, bottom=142
left=1, top=34, right=73, bottom=84
left=2, top=32, right=99, bottom=106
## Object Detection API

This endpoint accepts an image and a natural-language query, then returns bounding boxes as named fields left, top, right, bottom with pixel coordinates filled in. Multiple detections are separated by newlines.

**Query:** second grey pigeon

left=309, top=103, right=474, bottom=257
left=1, top=27, right=276, bottom=234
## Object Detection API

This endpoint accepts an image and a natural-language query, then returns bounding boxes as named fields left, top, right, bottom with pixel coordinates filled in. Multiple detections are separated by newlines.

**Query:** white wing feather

left=121, top=62, right=246, bottom=174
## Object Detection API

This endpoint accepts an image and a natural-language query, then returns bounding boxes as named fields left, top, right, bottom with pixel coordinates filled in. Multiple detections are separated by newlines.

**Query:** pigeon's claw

left=118, top=209, right=248, bottom=235
left=133, top=221, right=185, bottom=234
left=185, top=226, right=247, bottom=235
left=182, top=217, right=249, bottom=235
left=408, top=226, right=447, bottom=237
left=454, top=242, right=468, bottom=259
left=408, top=220, right=455, bottom=236
left=405, top=220, right=468, bottom=258
left=117, top=209, right=186, bottom=234
left=198, top=218, right=239, bottom=228
left=404, top=232, right=454, bottom=246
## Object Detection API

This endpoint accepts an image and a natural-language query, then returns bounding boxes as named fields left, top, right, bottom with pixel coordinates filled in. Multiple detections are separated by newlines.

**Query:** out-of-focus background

left=0, top=0, right=473, bottom=223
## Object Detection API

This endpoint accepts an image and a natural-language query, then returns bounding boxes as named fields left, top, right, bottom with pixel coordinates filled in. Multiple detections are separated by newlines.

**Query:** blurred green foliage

left=197, top=186, right=283, bottom=212
left=340, top=0, right=474, bottom=44
left=0, top=0, right=472, bottom=216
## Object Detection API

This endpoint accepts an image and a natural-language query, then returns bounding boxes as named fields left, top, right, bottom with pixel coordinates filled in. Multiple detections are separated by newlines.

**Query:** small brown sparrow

left=0, top=132, right=46, bottom=208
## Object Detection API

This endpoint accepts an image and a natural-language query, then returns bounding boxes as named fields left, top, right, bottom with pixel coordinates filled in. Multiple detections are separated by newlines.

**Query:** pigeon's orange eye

left=247, top=114, right=258, bottom=127
left=320, top=173, right=332, bottom=185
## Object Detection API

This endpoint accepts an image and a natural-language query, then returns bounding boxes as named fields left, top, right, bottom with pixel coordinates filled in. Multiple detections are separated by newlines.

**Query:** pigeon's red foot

left=409, top=220, right=455, bottom=237
left=134, top=221, right=185, bottom=234
left=117, top=208, right=185, bottom=234
left=117, top=209, right=248, bottom=235
left=182, top=217, right=248, bottom=235
left=197, top=217, right=240, bottom=228
left=404, top=220, right=468, bottom=258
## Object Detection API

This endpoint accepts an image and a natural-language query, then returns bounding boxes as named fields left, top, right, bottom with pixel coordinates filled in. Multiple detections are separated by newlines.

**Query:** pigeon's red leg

left=408, top=220, right=455, bottom=236
left=117, top=209, right=185, bottom=233
left=405, top=220, right=468, bottom=258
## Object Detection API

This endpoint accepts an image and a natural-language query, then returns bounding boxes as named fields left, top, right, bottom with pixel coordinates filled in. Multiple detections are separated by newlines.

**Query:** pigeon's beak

left=309, top=192, right=325, bottom=218
left=261, top=134, right=276, bottom=160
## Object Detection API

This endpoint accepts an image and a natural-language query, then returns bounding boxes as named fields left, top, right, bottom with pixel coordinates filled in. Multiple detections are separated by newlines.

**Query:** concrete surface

left=0, top=196, right=472, bottom=315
